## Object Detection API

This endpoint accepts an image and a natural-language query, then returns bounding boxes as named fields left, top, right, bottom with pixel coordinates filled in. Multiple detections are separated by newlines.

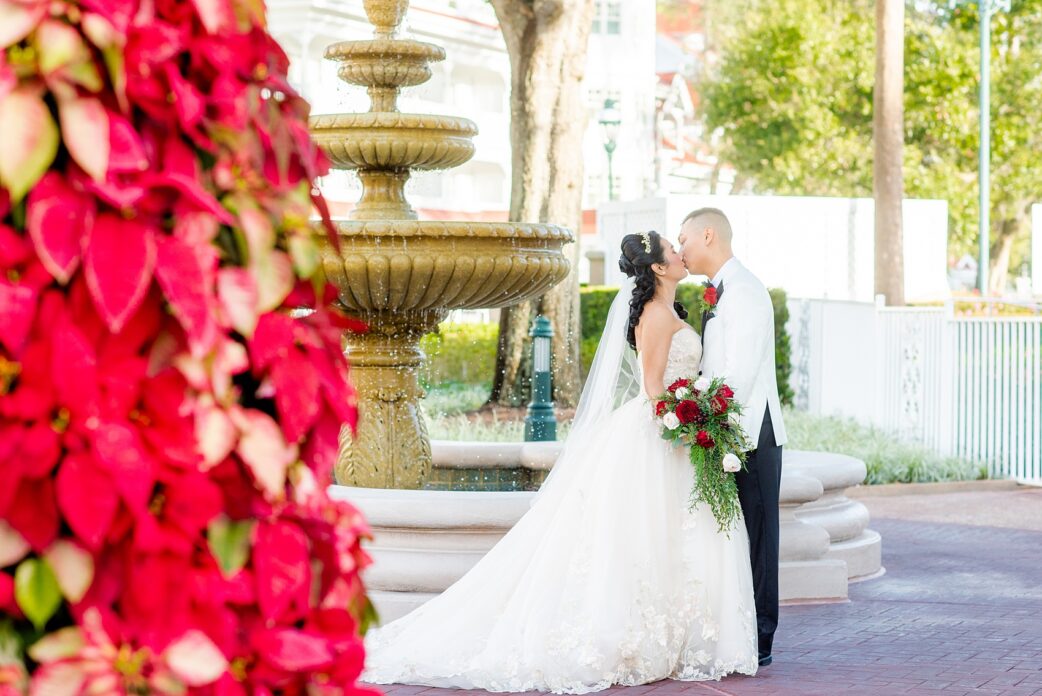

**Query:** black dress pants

left=735, top=407, right=782, bottom=659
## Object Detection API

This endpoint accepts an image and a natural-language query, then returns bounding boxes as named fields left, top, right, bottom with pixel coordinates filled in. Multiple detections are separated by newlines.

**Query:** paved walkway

left=369, top=486, right=1042, bottom=696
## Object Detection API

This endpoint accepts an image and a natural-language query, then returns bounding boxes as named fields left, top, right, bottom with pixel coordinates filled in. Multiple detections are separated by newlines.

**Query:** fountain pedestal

left=310, top=1, right=572, bottom=488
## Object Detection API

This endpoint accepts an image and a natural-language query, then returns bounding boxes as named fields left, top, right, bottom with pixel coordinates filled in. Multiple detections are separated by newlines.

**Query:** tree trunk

left=487, top=0, right=596, bottom=408
left=872, top=0, right=905, bottom=307
left=988, top=212, right=1027, bottom=295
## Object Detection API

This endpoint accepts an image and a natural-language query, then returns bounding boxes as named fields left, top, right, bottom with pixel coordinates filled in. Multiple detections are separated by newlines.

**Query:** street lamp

left=978, top=0, right=1011, bottom=296
left=598, top=98, right=621, bottom=201
left=524, top=315, right=556, bottom=442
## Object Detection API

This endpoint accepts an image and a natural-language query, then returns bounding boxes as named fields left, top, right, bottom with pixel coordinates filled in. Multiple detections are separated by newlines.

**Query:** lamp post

left=524, top=315, right=556, bottom=442
left=978, top=0, right=1011, bottom=296
left=598, top=98, right=621, bottom=201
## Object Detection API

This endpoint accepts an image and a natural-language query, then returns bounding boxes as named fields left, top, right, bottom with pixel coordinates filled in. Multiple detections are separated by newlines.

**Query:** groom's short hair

left=683, top=207, right=733, bottom=243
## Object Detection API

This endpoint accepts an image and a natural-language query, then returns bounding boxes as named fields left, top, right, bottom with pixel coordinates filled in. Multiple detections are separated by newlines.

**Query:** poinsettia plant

left=0, top=0, right=376, bottom=693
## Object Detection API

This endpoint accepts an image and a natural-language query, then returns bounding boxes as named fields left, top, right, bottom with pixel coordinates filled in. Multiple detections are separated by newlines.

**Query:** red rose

left=712, top=396, right=728, bottom=415
left=717, top=384, right=734, bottom=400
left=655, top=401, right=669, bottom=417
left=675, top=400, right=701, bottom=425
left=667, top=378, right=690, bottom=393
left=696, top=430, right=715, bottom=448
left=703, top=286, right=718, bottom=307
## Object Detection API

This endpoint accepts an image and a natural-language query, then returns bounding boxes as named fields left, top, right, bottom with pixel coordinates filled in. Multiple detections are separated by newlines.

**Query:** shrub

left=783, top=409, right=987, bottom=484
left=420, top=322, right=498, bottom=387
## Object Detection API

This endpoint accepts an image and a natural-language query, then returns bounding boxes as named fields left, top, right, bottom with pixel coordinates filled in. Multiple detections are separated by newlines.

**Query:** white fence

left=788, top=299, right=1042, bottom=484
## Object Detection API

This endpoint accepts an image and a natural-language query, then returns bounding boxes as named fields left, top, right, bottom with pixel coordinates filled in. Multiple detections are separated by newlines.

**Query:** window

left=592, top=0, right=621, bottom=35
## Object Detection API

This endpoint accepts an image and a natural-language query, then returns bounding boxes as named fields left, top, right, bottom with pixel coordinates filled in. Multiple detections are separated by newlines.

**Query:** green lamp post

left=524, top=315, right=557, bottom=441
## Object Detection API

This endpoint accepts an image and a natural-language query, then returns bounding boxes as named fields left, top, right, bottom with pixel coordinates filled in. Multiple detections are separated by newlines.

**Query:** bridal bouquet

left=654, top=376, right=751, bottom=532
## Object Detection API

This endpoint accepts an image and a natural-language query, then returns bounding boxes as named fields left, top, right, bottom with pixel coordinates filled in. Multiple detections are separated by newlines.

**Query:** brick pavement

left=365, top=488, right=1042, bottom=696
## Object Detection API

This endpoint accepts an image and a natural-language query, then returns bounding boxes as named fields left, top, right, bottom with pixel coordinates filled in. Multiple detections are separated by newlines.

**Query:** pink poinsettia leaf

left=233, top=409, right=294, bottom=499
left=190, top=0, right=232, bottom=34
left=0, top=50, right=14, bottom=99
left=27, top=662, right=86, bottom=696
left=270, top=354, right=320, bottom=444
left=253, top=521, right=311, bottom=622
left=155, top=233, right=218, bottom=356
left=27, top=172, right=95, bottom=283
left=58, top=96, right=109, bottom=181
left=43, top=540, right=94, bottom=604
left=91, top=422, right=156, bottom=514
left=84, top=213, right=156, bottom=332
left=56, top=454, right=117, bottom=551
left=0, top=519, right=30, bottom=567
left=165, top=629, right=228, bottom=686
left=0, top=0, right=47, bottom=49
left=0, top=85, right=59, bottom=203
left=252, top=628, right=335, bottom=672
left=196, top=401, right=238, bottom=468
left=0, top=280, right=36, bottom=353
left=217, top=267, right=259, bottom=337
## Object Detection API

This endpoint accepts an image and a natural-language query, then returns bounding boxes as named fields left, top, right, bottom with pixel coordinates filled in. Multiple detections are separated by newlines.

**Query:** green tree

left=700, top=0, right=1041, bottom=293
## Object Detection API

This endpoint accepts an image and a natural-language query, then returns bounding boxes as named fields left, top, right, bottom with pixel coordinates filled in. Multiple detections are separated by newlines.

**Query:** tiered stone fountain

left=311, top=0, right=572, bottom=489
left=317, top=0, right=881, bottom=623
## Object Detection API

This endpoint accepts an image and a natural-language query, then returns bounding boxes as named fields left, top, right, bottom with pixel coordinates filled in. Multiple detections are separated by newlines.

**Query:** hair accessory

left=640, top=231, right=652, bottom=254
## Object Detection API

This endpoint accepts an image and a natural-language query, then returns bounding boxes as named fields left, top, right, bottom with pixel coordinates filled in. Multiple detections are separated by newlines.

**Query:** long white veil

left=532, top=277, right=641, bottom=501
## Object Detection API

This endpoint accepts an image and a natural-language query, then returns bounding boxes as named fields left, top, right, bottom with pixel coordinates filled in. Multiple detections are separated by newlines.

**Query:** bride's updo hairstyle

left=619, top=231, right=688, bottom=350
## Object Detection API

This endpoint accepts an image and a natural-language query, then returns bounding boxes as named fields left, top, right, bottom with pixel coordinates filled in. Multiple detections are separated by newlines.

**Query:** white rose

left=722, top=452, right=742, bottom=473
left=694, top=376, right=711, bottom=392
left=662, top=412, right=681, bottom=430
left=674, top=387, right=689, bottom=399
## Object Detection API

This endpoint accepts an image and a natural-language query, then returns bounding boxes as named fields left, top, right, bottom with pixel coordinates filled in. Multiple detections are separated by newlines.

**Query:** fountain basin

left=324, top=221, right=572, bottom=314
left=334, top=447, right=882, bottom=623
left=309, top=113, right=477, bottom=171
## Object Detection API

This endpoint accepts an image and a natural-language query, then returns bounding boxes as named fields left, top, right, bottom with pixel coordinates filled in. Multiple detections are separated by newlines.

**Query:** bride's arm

left=638, top=304, right=675, bottom=398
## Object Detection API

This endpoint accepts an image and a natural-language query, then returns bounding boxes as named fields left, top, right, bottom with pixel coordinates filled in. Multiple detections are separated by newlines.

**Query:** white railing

left=789, top=298, right=1042, bottom=485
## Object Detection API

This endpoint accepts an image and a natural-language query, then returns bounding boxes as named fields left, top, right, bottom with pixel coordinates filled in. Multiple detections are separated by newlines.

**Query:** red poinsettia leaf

left=0, top=280, right=36, bottom=353
left=163, top=63, right=205, bottom=129
left=83, top=213, right=156, bottom=332
left=58, top=96, right=109, bottom=181
left=26, top=172, right=95, bottom=284
left=51, top=314, right=99, bottom=416
left=92, top=423, right=156, bottom=514
left=7, top=476, right=59, bottom=551
left=0, top=0, right=47, bottom=49
left=19, top=423, right=61, bottom=479
left=107, top=112, right=148, bottom=173
left=56, top=454, right=118, bottom=551
left=0, top=50, right=14, bottom=100
left=155, top=234, right=218, bottom=356
left=252, top=628, right=335, bottom=672
left=253, top=520, right=310, bottom=622
left=270, top=352, right=320, bottom=444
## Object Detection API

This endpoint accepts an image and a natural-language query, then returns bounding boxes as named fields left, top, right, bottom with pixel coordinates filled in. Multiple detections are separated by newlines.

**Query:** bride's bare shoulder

left=635, top=302, right=674, bottom=344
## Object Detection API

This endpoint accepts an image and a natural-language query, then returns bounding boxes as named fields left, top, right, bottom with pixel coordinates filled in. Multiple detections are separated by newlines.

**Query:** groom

left=678, top=208, right=788, bottom=668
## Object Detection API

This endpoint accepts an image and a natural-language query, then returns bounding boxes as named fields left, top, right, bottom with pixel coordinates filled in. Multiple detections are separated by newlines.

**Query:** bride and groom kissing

left=363, top=207, right=788, bottom=694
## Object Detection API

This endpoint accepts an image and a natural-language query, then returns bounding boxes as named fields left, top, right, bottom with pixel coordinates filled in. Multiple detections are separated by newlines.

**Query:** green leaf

left=14, top=558, right=62, bottom=631
left=207, top=517, right=255, bottom=577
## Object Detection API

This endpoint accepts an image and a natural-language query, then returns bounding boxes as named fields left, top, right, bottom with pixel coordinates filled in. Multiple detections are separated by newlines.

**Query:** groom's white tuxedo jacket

left=699, top=257, right=788, bottom=449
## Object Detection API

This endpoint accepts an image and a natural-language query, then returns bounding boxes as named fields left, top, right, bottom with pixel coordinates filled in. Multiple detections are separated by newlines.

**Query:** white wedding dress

left=363, top=288, right=758, bottom=694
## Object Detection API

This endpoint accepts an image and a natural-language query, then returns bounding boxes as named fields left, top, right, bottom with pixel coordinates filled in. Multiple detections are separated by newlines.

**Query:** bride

left=363, top=231, right=758, bottom=693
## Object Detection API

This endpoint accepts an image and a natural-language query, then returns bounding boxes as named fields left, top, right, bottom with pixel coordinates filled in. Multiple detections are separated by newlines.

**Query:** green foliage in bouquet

left=653, top=377, right=752, bottom=533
